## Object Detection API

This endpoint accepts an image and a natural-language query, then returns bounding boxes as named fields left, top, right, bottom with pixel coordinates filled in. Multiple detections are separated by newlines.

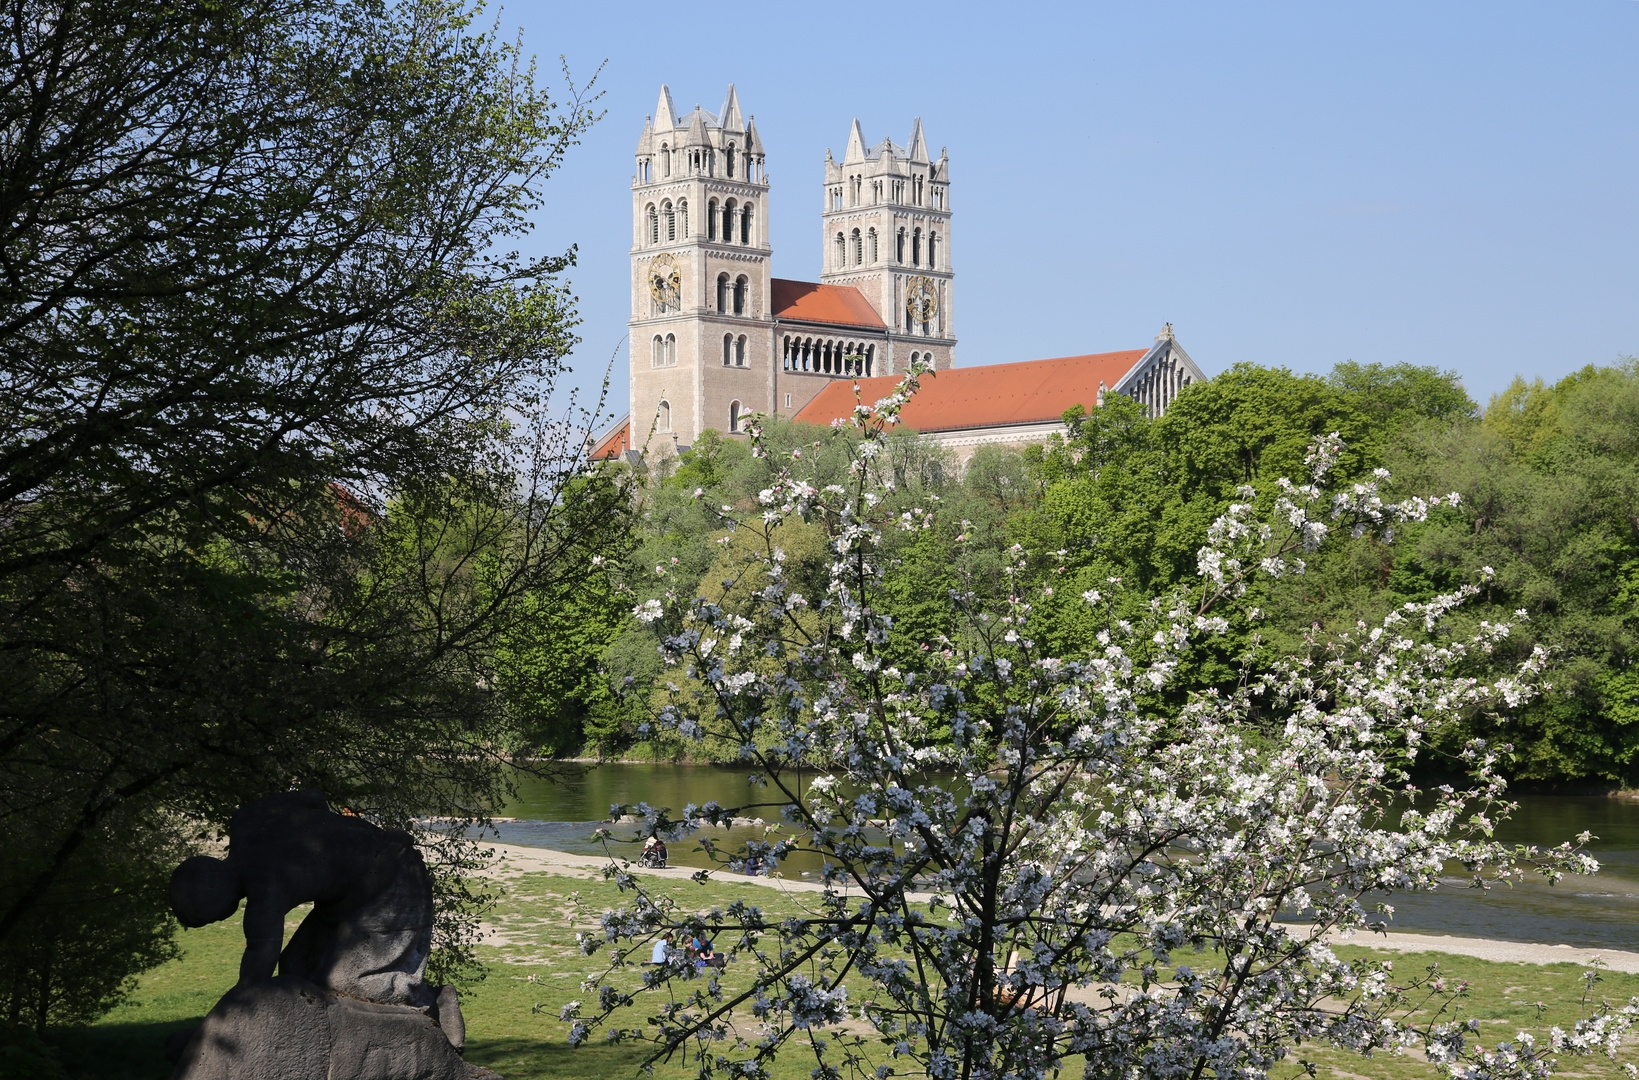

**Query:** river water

left=490, top=763, right=1639, bottom=952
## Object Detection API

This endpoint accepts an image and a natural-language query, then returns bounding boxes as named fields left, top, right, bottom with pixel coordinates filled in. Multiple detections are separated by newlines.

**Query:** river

left=489, top=763, right=1639, bottom=952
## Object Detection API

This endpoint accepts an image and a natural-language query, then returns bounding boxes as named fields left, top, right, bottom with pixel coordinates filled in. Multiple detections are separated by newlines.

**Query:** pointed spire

left=635, top=114, right=653, bottom=155
left=718, top=84, right=744, bottom=131
left=653, top=85, right=677, bottom=130
left=744, top=115, right=762, bottom=154
left=685, top=104, right=710, bottom=147
left=907, top=118, right=929, bottom=164
left=843, top=118, right=867, bottom=164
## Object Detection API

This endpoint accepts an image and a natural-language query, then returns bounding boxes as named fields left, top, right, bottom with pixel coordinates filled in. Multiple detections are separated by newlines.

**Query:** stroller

left=639, top=841, right=668, bottom=869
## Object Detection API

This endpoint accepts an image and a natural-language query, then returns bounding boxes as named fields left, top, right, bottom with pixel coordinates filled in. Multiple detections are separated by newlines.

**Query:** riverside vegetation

left=563, top=359, right=1639, bottom=791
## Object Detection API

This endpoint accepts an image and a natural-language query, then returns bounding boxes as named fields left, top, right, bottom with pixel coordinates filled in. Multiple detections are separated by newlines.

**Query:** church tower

left=629, top=84, right=771, bottom=451
left=820, top=118, right=954, bottom=373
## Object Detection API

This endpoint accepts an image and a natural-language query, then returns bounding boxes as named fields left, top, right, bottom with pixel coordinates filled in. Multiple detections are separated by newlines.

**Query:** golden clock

left=647, top=253, right=681, bottom=309
left=904, top=275, right=939, bottom=324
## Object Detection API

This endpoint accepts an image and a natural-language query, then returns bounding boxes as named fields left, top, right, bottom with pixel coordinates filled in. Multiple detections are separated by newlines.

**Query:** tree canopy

left=0, top=0, right=625, bottom=1026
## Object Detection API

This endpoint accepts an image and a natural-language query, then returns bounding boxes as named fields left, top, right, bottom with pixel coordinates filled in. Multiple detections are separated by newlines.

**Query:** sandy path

left=483, top=841, right=1639, bottom=974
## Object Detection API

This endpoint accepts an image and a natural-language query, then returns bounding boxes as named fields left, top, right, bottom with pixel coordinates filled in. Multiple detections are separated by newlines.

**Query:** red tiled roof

left=771, top=279, right=887, bottom=329
left=589, top=416, right=632, bottom=460
left=791, top=350, right=1149, bottom=433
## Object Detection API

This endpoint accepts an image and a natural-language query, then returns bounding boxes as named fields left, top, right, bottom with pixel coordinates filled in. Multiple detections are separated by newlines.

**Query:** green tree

left=0, top=0, right=624, bottom=1009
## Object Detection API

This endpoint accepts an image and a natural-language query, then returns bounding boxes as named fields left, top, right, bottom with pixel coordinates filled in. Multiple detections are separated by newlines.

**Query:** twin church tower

left=620, top=84, right=954, bottom=454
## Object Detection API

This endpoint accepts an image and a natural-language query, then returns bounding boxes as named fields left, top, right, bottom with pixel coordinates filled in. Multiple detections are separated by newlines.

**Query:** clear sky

left=499, top=0, right=1638, bottom=425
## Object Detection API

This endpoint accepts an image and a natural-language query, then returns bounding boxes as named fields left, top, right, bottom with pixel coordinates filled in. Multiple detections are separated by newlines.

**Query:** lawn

left=49, top=866, right=1639, bottom=1080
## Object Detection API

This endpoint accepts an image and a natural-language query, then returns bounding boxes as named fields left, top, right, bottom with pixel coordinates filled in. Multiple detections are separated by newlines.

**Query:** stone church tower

left=628, top=85, right=771, bottom=455
left=820, top=118, right=954, bottom=369
left=620, top=85, right=955, bottom=455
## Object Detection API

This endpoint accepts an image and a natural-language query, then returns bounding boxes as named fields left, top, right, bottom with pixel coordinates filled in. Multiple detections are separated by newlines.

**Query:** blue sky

left=498, top=1, right=1638, bottom=424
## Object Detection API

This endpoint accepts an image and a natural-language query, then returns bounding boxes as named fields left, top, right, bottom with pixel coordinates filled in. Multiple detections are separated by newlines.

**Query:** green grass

left=47, top=869, right=1639, bottom=1080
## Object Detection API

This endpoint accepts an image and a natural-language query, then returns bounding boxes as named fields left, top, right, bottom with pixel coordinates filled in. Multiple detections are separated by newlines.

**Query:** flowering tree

left=568, top=364, right=1635, bottom=1080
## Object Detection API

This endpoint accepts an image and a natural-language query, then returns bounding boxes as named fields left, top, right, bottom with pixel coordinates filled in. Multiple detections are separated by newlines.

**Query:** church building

left=591, top=85, right=1204, bottom=463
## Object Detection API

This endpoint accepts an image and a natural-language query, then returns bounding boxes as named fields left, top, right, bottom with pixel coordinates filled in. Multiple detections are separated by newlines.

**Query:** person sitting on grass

left=692, top=935, right=725, bottom=969
left=649, top=932, right=674, bottom=965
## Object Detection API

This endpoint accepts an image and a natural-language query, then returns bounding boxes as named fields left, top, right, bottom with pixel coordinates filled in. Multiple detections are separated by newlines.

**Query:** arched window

left=835, top=232, right=845, bottom=268
left=657, top=400, right=671, bottom=432
left=665, top=334, right=675, bottom=366
left=716, top=273, right=729, bottom=314
left=647, top=205, right=659, bottom=245
left=708, top=199, right=718, bottom=240
left=722, top=199, right=735, bottom=241
left=660, top=143, right=670, bottom=177
left=929, top=232, right=938, bottom=269
left=729, top=400, right=742, bottom=433
left=868, top=228, right=878, bottom=263
left=896, top=228, right=905, bottom=262
left=726, top=145, right=736, bottom=178
left=663, top=201, right=675, bottom=242
left=678, top=199, right=688, bottom=239
left=652, top=335, right=663, bottom=367
left=740, top=203, right=753, bottom=244
left=723, top=334, right=733, bottom=366
left=912, top=227, right=921, bottom=266
left=864, top=345, right=874, bottom=376
left=735, top=335, right=746, bottom=366
left=851, top=229, right=862, bottom=266
left=733, top=275, right=747, bottom=315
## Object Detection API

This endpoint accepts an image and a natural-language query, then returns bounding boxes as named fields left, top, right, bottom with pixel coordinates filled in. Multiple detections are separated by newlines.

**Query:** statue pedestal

left=171, top=976, right=494, bottom=1080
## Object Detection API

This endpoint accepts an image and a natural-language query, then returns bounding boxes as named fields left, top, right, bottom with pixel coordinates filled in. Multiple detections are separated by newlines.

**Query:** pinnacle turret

left=653, top=85, right=677, bottom=130
left=843, top=119, right=867, bottom=164
left=907, top=118, right=929, bottom=164
left=719, top=84, right=744, bottom=131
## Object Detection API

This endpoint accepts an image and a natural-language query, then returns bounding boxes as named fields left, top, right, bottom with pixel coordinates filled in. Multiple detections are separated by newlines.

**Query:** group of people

left=648, top=931, right=725, bottom=969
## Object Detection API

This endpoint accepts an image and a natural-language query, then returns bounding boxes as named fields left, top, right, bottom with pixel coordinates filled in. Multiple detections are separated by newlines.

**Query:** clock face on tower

left=647, top=253, right=682, bottom=311
left=904, top=275, right=939, bottom=325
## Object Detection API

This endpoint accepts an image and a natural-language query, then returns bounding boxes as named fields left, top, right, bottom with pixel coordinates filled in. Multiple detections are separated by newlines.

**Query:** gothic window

left=733, top=275, right=747, bottom=315
left=864, top=345, right=874, bottom=376
left=723, top=334, right=733, bottom=366
left=727, top=145, right=736, bottom=178
left=868, top=228, right=878, bottom=263
left=835, top=232, right=845, bottom=268
left=740, top=203, right=752, bottom=244
left=678, top=200, right=688, bottom=239
left=708, top=199, right=718, bottom=240
left=896, top=228, right=905, bottom=262
left=661, top=143, right=670, bottom=176
left=851, top=229, right=862, bottom=266
left=665, top=334, right=676, bottom=365
left=914, top=175, right=924, bottom=205
left=912, top=227, right=921, bottom=266
left=722, top=199, right=734, bottom=241
left=929, top=232, right=938, bottom=269
left=716, top=273, right=729, bottom=314
left=657, top=400, right=671, bottom=432
left=735, top=335, right=746, bottom=366
left=663, top=201, right=675, bottom=242
left=651, top=335, right=663, bottom=367
left=729, top=400, right=741, bottom=432
left=647, top=205, right=658, bottom=245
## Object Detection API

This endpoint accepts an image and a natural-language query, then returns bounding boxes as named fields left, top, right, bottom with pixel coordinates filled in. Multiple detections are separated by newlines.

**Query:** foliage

left=569, top=365, right=1633, bottom=1080
left=0, top=811, right=185, bottom=1034
left=0, top=0, right=626, bottom=1009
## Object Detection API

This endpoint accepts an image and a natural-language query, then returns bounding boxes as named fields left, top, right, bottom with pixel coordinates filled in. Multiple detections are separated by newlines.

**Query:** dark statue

left=165, top=790, right=489, bottom=1080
